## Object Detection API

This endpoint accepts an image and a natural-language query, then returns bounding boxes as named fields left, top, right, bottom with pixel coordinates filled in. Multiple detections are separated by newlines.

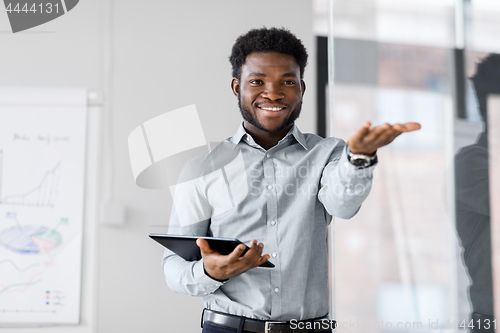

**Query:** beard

left=238, top=96, right=302, bottom=133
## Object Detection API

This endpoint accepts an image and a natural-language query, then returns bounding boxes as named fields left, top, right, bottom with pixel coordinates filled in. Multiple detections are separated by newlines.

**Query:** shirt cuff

left=341, top=145, right=377, bottom=173
left=194, top=259, right=226, bottom=295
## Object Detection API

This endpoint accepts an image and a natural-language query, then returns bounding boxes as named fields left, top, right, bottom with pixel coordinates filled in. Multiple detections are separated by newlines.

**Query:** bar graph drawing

left=0, top=151, right=61, bottom=207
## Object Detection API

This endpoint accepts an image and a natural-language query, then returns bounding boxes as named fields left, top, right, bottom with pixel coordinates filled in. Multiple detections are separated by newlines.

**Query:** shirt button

left=272, top=252, right=277, bottom=258
left=270, top=220, right=276, bottom=226
left=267, top=153, right=272, bottom=158
left=274, top=288, right=280, bottom=293
left=267, top=185, right=273, bottom=190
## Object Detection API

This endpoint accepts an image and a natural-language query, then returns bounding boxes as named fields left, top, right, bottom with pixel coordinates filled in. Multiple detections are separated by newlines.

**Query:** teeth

left=260, top=107, right=283, bottom=111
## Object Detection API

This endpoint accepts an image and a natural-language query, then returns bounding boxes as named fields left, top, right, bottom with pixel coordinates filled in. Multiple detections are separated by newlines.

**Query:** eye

left=250, top=79, right=263, bottom=85
left=283, top=80, right=296, bottom=86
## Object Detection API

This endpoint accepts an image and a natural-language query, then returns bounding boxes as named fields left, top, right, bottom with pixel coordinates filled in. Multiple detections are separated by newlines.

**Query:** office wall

left=0, top=0, right=102, bottom=332
left=1, top=1, right=315, bottom=332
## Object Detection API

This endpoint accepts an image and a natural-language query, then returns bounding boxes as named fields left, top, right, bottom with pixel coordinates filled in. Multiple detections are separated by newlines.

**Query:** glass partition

left=315, top=0, right=500, bottom=331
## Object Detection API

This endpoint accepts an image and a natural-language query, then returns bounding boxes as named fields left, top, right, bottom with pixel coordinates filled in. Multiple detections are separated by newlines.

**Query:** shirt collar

left=230, top=122, right=308, bottom=150
left=477, top=131, right=488, bottom=149
left=288, top=123, right=308, bottom=150
left=230, top=122, right=248, bottom=146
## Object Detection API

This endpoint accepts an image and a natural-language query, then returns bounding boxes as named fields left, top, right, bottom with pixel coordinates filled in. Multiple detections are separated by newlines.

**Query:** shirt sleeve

left=162, top=204, right=227, bottom=296
left=161, top=158, right=228, bottom=296
left=318, top=141, right=376, bottom=220
left=162, top=256, right=225, bottom=296
left=454, top=145, right=490, bottom=216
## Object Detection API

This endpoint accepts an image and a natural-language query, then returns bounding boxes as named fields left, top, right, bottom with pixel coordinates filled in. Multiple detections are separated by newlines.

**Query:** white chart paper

left=0, top=87, right=87, bottom=325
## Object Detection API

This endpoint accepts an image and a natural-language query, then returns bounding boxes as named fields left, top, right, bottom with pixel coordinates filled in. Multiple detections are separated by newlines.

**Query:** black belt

left=202, top=309, right=336, bottom=333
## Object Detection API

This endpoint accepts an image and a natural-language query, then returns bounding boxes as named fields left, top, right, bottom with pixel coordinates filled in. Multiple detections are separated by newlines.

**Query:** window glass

left=315, top=0, right=500, bottom=331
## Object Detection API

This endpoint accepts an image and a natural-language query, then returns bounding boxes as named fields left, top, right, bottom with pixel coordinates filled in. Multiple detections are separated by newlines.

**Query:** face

left=231, top=52, right=306, bottom=134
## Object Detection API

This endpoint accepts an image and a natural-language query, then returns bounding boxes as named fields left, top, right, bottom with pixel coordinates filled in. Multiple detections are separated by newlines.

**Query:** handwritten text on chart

left=13, top=134, right=70, bottom=145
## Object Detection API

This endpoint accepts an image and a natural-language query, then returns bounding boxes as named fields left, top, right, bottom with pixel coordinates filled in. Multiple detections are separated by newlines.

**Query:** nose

left=261, top=83, right=284, bottom=100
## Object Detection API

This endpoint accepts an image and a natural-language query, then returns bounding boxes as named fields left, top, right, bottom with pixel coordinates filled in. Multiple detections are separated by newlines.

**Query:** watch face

left=349, top=154, right=371, bottom=167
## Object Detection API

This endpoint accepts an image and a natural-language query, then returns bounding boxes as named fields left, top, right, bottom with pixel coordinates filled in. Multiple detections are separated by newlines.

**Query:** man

left=162, top=27, right=420, bottom=333
left=454, top=53, right=500, bottom=332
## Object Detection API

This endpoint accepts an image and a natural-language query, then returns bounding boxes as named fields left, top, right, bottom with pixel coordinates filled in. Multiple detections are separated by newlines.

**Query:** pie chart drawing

left=0, top=226, right=62, bottom=254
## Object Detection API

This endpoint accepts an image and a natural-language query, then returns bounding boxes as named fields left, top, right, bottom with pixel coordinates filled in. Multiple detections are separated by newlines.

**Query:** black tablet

left=149, top=234, right=274, bottom=268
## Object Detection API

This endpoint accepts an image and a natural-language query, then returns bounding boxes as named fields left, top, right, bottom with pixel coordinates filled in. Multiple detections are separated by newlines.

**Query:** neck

left=243, top=121, right=293, bottom=150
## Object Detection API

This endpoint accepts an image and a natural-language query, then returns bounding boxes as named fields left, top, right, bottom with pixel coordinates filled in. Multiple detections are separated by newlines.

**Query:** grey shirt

left=162, top=123, right=375, bottom=321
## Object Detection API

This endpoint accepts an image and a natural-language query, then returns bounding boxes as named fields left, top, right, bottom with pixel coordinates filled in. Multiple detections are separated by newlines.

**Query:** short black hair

left=470, top=53, right=500, bottom=122
left=471, top=53, right=500, bottom=97
left=229, top=27, right=308, bottom=80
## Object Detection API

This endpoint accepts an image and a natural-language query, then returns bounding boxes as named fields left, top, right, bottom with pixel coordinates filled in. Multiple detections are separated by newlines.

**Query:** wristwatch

left=346, top=145, right=378, bottom=168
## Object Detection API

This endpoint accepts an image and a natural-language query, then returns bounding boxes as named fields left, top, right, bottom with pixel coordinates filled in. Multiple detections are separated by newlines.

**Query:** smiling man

left=162, top=27, right=420, bottom=333
left=234, top=51, right=306, bottom=149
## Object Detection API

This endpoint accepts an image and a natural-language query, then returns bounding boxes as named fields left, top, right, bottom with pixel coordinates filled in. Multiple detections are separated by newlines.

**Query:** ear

left=301, top=80, right=306, bottom=97
left=231, top=77, right=240, bottom=98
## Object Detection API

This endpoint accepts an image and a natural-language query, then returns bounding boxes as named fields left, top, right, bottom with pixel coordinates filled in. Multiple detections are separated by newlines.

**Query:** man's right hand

left=196, top=238, right=270, bottom=281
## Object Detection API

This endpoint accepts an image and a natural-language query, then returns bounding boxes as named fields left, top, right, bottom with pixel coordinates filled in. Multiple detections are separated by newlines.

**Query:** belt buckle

left=265, top=321, right=287, bottom=333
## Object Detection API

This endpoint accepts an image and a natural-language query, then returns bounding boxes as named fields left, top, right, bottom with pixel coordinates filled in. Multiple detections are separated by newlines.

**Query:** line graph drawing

left=0, top=265, right=43, bottom=300
left=0, top=280, right=43, bottom=295
left=0, top=213, right=68, bottom=256
left=0, top=151, right=61, bottom=207
left=0, top=259, right=40, bottom=272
